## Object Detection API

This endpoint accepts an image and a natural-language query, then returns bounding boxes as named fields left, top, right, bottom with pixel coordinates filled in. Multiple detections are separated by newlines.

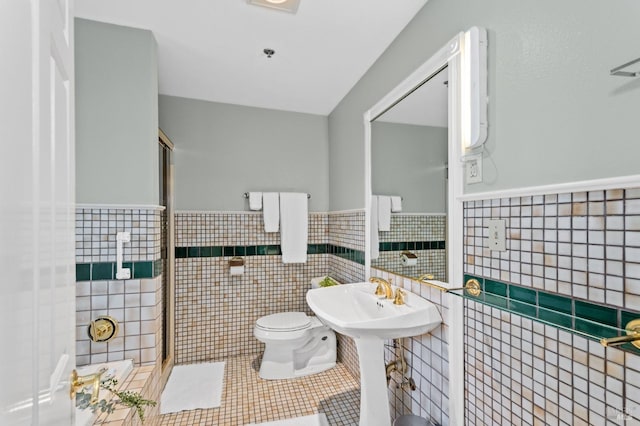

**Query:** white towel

left=370, top=196, right=380, bottom=260
left=263, top=192, right=280, bottom=232
left=390, top=196, right=402, bottom=213
left=279, top=192, right=308, bottom=264
left=248, top=192, right=263, bottom=211
left=378, top=196, right=391, bottom=231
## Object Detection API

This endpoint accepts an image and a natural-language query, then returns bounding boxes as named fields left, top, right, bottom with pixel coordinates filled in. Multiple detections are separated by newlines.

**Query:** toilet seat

left=256, top=312, right=311, bottom=332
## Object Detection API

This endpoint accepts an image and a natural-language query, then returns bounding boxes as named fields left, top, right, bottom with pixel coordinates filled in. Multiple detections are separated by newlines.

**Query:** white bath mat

left=247, top=413, right=329, bottom=426
left=160, top=362, right=225, bottom=414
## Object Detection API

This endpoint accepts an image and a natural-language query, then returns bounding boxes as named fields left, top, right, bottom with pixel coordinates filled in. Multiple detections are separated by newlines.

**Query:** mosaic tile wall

left=174, top=212, right=329, bottom=363
left=75, top=207, right=164, bottom=367
left=174, top=210, right=370, bottom=371
left=464, top=302, right=640, bottom=425
left=75, top=207, right=162, bottom=263
left=75, top=276, right=163, bottom=366
left=463, top=186, right=640, bottom=424
left=370, top=269, right=451, bottom=426
left=372, top=214, right=447, bottom=281
left=327, top=210, right=366, bottom=380
left=174, top=254, right=326, bottom=363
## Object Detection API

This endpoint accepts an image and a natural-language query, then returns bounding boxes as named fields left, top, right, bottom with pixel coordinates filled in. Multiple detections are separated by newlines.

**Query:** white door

left=0, top=0, right=76, bottom=424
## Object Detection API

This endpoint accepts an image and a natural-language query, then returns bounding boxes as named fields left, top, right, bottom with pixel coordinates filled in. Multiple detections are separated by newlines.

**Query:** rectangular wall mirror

left=364, top=27, right=487, bottom=289
left=370, top=66, right=449, bottom=281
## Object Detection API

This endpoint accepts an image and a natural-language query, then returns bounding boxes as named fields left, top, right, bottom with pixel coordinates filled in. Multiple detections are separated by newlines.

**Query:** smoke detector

left=263, top=48, right=275, bottom=58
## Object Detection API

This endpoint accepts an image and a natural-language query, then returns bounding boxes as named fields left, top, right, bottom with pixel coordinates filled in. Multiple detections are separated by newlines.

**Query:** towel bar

left=610, top=57, right=640, bottom=77
left=600, top=319, right=640, bottom=349
left=243, top=192, right=310, bottom=199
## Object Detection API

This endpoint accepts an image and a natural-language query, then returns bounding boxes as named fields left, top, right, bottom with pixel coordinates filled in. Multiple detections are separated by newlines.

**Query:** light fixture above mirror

left=247, top=0, right=301, bottom=14
left=461, top=27, right=488, bottom=152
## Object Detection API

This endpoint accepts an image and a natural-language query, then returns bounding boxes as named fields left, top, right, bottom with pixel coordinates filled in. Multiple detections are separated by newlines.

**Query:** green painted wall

left=159, top=95, right=330, bottom=212
left=372, top=122, right=447, bottom=213
left=329, top=0, right=640, bottom=210
left=75, top=19, right=159, bottom=205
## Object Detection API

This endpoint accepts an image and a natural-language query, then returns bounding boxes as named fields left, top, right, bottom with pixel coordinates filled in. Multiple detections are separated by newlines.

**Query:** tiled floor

left=157, top=354, right=360, bottom=426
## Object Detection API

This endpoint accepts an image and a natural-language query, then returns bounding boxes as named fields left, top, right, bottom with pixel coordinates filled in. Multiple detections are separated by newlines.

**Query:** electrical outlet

left=487, top=219, right=506, bottom=251
left=466, top=154, right=482, bottom=184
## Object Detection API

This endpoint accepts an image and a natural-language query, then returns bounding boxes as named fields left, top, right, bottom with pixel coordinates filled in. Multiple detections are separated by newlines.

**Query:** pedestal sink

left=306, top=282, right=442, bottom=426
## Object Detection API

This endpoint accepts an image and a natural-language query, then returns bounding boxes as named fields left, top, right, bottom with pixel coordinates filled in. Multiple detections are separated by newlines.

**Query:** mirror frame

left=363, top=27, right=487, bottom=426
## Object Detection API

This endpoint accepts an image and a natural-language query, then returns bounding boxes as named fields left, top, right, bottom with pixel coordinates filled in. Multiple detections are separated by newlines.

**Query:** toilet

left=254, top=279, right=337, bottom=380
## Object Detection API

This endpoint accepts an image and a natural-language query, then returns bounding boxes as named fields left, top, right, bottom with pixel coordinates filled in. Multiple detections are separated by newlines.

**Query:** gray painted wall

left=76, top=19, right=159, bottom=205
left=372, top=122, right=447, bottom=213
left=159, top=96, right=329, bottom=212
left=329, top=0, right=640, bottom=210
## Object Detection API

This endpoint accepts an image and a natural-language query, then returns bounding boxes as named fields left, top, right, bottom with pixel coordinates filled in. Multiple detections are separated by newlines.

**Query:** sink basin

left=306, top=282, right=442, bottom=339
left=306, top=281, right=443, bottom=426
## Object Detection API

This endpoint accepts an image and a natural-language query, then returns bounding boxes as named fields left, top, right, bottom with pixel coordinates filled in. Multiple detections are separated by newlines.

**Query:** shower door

left=159, top=131, right=175, bottom=367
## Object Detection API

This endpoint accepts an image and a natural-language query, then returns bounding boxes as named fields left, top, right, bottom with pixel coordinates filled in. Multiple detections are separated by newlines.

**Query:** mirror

left=364, top=27, right=487, bottom=287
left=370, top=67, right=448, bottom=281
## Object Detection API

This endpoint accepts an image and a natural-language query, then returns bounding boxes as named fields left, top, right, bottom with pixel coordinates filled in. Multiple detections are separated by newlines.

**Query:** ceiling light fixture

left=247, top=0, right=300, bottom=14
left=263, top=48, right=275, bottom=58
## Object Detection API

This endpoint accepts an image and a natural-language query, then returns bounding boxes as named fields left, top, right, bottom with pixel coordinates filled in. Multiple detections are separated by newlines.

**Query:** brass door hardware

left=70, top=367, right=107, bottom=404
left=88, top=316, right=119, bottom=343
left=600, top=319, right=640, bottom=349
left=417, top=273, right=435, bottom=281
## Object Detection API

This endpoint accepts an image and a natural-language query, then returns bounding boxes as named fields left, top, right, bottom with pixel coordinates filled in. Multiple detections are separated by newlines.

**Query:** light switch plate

left=487, top=219, right=506, bottom=251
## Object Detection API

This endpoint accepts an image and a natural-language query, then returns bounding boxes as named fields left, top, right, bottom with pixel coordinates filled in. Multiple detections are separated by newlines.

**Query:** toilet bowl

left=254, top=311, right=336, bottom=380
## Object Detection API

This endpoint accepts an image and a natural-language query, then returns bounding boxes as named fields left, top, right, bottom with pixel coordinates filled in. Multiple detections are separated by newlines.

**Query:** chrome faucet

left=369, top=277, right=393, bottom=299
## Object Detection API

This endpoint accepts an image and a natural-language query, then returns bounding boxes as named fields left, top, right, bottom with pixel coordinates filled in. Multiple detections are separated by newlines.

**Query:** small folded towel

left=248, top=192, right=263, bottom=211
left=390, top=196, right=402, bottom=213
left=370, top=196, right=380, bottom=260
left=279, top=192, right=308, bottom=264
left=263, top=192, right=280, bottom=232
left=378, top=196, right=391, bottom=231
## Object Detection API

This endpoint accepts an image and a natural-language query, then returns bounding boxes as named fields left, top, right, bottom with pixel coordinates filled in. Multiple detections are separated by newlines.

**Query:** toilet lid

left=256, top=312, right=311, bottom=331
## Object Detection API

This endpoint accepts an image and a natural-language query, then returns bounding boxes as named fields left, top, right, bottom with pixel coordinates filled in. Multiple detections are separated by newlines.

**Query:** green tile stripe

left=464, top=273, right=640, bottom=353
left=175, top=244, right=365, bottom=265
left=76, top=260, right=162, bottom=281
left=379, top=240, right=445, bottom=251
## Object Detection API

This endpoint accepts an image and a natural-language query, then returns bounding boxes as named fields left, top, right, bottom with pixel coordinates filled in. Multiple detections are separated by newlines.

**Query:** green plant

left=76, top=378, right=157, bottom=423
left=319, top=276, right=338, bottom=287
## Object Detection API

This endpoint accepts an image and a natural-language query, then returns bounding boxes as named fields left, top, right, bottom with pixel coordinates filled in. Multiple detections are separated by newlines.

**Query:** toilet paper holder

left=400, top=251, right=418, bottom=266
left=229, top=256, right=245, bottom=276
left=400, top=251, right=417, bottom=260
left=229, top=256, right=244, bottom=267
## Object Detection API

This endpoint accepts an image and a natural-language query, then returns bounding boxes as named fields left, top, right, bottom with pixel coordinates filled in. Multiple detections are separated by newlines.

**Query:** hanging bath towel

left=378, top=195, right=391, bottom=231
left=263, top=192, right=280, bottom=232
left=370, top=196, right=380, bottom=260
left=279, top=192, right=308, bottom=264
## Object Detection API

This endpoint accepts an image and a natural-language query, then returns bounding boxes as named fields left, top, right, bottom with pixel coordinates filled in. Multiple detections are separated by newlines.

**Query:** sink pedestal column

left=354, top=336, right=391, bottom=426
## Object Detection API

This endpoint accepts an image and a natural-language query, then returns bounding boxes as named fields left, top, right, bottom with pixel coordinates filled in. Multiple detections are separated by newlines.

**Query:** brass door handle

left=70, top=367, right=107, bottom=404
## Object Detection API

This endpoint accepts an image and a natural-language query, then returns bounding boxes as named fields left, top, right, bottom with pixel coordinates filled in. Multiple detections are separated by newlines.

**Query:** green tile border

left=463, top=273, right=640, bottom=354
left=379, top=240, right=445, bottom=252
left=174, top=244, right=365, bottom=265
left=76, top=260, right=162, bottom=281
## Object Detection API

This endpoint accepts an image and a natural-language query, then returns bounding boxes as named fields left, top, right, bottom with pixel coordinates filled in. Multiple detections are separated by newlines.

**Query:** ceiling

left=376, top=66, right=448, bottom=128
left=75, top=0, right=428, bottom=116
